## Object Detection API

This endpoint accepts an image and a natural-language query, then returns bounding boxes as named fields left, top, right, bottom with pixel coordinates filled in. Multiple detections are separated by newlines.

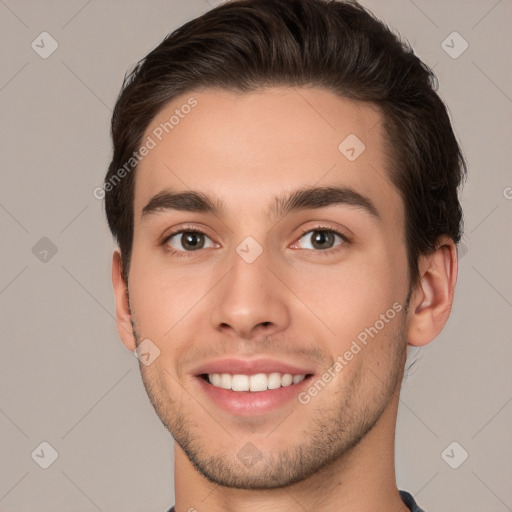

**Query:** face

left=124, top=87, right=412, bottom=489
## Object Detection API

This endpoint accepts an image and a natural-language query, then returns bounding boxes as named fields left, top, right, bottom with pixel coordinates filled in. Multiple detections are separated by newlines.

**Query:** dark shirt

left=166, top=489, right=425, bottom=511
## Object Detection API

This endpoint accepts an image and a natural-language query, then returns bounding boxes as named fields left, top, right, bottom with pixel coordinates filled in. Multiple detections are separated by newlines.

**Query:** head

left=105, top=0, right=465, bottom=490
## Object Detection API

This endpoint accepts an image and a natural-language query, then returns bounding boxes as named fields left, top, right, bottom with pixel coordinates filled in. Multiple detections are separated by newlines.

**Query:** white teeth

left=249, top=373, right=268, bottom=392
left=267, top=372, right=282, bottom=390
left=220, top=373, right=231, bottom=390
left=231, top=374, right=249, bottom=391
left=207, top=372, right=307, bottom=392
left=281, top=373, right=293, bottom=386
left=293, top=374, right=305, bottom=384
left=211, top=373, right=222, bottom=387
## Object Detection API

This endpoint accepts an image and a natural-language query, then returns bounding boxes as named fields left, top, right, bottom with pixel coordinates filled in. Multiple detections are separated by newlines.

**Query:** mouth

left=191, top=357, right=316, bottom=415
left=194, top=370, right=315, bottom=416
left=199, top=372, right=311, bottom=392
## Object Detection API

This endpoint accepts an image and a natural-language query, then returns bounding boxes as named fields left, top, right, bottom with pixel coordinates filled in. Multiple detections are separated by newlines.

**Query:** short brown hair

left=104, top=0, right=466, bottom=287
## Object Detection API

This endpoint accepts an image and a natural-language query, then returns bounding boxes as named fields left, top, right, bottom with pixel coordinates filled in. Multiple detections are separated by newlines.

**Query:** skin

left=112, top=87, right=458, bottom=512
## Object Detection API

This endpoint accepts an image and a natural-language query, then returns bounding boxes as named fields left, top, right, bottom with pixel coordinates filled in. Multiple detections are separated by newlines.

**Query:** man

left=103, top=0, right=466, bottom=510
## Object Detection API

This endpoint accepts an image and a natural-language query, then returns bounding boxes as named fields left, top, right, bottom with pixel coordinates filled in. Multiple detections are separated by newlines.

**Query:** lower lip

left=195, top=375, right=312, bottom=416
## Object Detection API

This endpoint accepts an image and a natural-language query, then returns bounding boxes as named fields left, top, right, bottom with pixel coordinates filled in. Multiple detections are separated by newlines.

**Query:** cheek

left=292, top=256, right=399, bottom=332
left=302, top=268, right=406, bottom=386
left=127, top=249, right=217, bottom=341
left=287, top=257, right=407, bottom=377
left=129, top=273, right=191, bottom=329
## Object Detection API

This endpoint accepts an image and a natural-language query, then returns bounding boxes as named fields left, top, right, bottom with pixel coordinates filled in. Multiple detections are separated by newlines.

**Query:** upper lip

left=192, top=357, right=315, bottom=376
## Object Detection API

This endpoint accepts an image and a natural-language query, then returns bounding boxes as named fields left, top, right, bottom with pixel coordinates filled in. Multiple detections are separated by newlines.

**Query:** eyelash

left=161, top=225, right=213, bottom=259
left=161, top=224, right=350, bottom=258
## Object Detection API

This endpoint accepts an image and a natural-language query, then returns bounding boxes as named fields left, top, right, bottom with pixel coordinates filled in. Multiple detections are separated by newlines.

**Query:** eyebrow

left=141, top=185, right=381, bottom=222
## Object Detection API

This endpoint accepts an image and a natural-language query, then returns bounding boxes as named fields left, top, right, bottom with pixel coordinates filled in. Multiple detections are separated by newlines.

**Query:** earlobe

left=407, top=237, right=458, bottom=347
left=112, top=249, right=137, bottom=351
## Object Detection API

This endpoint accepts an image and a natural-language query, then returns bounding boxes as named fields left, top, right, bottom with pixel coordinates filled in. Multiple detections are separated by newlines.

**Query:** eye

left=164, top=230, right=216, bottom=252
left=294, top=227, right=347, bottom=251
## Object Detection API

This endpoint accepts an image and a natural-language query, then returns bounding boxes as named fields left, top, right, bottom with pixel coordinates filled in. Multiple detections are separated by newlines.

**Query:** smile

left=206, top=372, right=307, bottom=392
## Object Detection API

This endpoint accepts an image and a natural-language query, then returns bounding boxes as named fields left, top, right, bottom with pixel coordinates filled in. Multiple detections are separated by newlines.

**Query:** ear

left=112, top=249, right=137, bottom=351
left=407, top=236, right=458, bottom=347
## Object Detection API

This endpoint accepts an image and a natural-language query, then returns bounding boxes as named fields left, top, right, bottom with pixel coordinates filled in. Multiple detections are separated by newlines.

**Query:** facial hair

left=129, top=292, right=410, bottom=491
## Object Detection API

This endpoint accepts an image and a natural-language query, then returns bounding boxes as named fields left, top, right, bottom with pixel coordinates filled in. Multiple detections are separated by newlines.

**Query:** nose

left=209, top=247, right=291, bottom=340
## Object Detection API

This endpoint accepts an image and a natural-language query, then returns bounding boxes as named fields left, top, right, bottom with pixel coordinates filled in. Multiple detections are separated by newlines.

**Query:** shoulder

left=399, top=490, right=426, bottom=512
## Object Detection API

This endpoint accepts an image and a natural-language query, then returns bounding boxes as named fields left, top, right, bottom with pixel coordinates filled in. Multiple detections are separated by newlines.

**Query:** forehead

left=133, top=87, right=403, bottom=225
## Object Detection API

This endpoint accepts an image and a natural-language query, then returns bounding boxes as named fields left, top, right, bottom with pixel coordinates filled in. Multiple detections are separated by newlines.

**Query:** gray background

left=1, top=0, right=511, bottom=510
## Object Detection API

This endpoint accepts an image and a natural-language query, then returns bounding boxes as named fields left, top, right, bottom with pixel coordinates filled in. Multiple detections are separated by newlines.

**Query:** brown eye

left=296, top=229, right=345, bottom=251
left=166, top=231, right=215, bottom=252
